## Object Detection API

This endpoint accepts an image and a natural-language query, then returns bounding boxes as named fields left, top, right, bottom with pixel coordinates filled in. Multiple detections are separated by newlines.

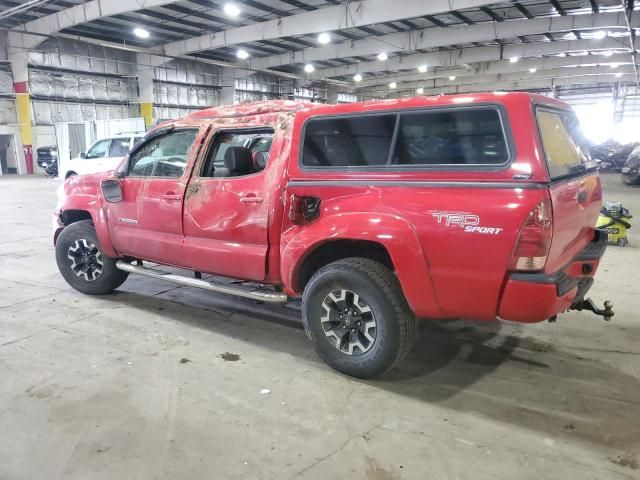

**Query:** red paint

left=54, top=93, right=606, bottom=323
left=24, top=145, right=33, bottom=174
left=14, top=81, right=28, bottom=94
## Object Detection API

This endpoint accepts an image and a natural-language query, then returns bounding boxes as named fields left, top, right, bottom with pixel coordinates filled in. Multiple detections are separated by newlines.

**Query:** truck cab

left=53, top=94, right=610, bottom=378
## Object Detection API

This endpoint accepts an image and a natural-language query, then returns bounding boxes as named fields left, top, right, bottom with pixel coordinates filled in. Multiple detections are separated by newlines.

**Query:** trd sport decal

left=432, top=212, right=503, bottom=235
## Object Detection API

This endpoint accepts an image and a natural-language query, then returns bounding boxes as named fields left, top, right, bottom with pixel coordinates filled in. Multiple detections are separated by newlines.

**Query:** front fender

left=56, top=174, right=118, bottom=258
left=281, top=213, right=444, bottom=318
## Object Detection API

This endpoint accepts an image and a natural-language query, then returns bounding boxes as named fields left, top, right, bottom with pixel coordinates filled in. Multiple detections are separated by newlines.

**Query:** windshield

left=537, top=108, right=596, bottom=180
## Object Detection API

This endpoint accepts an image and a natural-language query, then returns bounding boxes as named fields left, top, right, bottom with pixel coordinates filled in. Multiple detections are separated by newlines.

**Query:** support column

left=9, top=36, right=33, bottom=174
left=326, top=88, right=339, bottom=104
left=220, top=67, right=236, bottom=106
left=136, top=53, right=155, bottom=128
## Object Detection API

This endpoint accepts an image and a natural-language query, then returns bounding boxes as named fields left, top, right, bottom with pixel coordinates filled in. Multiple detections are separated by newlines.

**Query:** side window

left=128, top=129, right=198, bottom=178
left=301, top=114, right=396, bottom=167
left=108, top=138, right=130, bottom=157
left=85, top=139, right=110, bottom=159
left=392, top=109, right=508, bottom=166
left=201, top=130, right=274, bottom=178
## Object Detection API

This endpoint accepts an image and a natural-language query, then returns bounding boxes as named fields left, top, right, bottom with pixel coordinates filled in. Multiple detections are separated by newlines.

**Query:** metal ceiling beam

left=356, top=53, right=632, bottom=88
left=157, top=0, right=503, bottom=58
left=359, top=74, right=636, bottom=98
left=8, top=0, right=181, bottom=50
left=357, top=65, right=636, bottom=93
left=312, top=36, right=640, bottom=80
left=248, top=12, right=631, bottom=72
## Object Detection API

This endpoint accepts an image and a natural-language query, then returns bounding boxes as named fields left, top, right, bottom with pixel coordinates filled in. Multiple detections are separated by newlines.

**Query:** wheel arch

left=57, top=207, right=117, bottom=257
left=295, top=239, right=394, bottom=292
left=281, top=213, right=444, bottom=318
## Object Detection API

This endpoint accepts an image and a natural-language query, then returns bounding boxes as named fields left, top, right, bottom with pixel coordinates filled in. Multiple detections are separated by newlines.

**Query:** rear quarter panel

left=282, top=94, right=551, bottom=320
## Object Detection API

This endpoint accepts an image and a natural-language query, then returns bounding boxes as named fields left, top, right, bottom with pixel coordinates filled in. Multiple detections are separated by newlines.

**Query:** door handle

left=162, top=192, right=181, bottom=201
left=240, top=196, right=264, bottom=204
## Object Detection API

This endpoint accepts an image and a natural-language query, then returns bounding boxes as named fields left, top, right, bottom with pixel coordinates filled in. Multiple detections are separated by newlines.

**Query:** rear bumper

left=498, top=229, right=607, bottom=323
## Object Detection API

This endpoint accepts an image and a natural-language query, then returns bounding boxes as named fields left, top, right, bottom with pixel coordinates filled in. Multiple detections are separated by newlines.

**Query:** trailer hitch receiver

left=571, top=298, right=614, bottom=321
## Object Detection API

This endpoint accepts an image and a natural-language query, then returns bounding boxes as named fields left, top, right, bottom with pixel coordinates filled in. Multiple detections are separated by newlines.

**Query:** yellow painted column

left=140, top=102, right=154, bottom=127
left=15, top=81, right=34, bottom=174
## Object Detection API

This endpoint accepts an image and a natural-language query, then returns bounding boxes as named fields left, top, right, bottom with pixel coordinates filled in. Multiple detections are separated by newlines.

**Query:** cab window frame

left=125, top=127, right=200, bottom=179
left=298, top=104, right=515, bottom=172
left=198, top=127, right=276, bottom=179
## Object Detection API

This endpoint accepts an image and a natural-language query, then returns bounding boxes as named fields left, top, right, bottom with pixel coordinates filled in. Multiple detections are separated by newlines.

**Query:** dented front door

left=106, top=127, right=204, bottom=265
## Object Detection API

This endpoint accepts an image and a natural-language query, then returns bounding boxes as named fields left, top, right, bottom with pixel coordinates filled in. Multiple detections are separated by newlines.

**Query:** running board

left=115, top=260, right=288, bottom=303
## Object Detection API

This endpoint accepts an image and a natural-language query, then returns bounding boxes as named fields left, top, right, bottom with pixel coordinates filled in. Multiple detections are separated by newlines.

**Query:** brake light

left=508, top=199, right=553, bottom=271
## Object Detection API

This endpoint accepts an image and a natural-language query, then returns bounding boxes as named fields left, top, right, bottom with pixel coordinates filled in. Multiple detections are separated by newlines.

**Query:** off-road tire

left=302, top=257, right=416, bottom=379
left=55, top=220, right=128, bottom=295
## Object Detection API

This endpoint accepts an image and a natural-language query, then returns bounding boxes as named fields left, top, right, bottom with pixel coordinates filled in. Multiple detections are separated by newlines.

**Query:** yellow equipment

left=596, top=202, right=632, bottom=247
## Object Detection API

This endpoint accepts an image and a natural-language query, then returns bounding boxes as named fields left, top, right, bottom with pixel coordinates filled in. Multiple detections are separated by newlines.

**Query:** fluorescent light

left=99, top=43, right=144, bottom=53
left=529, top=67, right=537, bottom=73
left=317, top=32, right=331, bottom=44
left=133, top=27, right=149, bottom=39
left=449, top=75, right=456, bottom=81
left=593, top=30, right=607, bottom=39
left=418, top=65, right=428, bottom=73
left=389, top=81, right=397, bottom=89
left=236, top=49, right=249, bottom=60
left=304, top=63, right=315, bottom=73
left=224, top=3, right=241, bottom=17
left=416, top=87, right=424, bottom=94
left=602, top=50, right=614, bottom=57
left=353, top=73, right=363, bottom=82
left=510, top=56, right=519, bottom=63
left=377, top=52, right=388, bottom=61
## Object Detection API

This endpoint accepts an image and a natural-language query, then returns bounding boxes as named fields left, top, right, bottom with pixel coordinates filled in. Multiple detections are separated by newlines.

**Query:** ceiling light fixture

left=593, top=30, right=607, bottom=39
left=353, top=73, right=363, bottom=82
left=304, top=63, right=315, bottom=73
left=602, top=50, right=614, bottom=57
left=389, top=81, right=397, bottom=89
left=529, top=67, right=537, bottom=73
left=615, top=72, right=623, bottom=78
left=416, top=87, right=424, bottom=94
left=133, top=27, right=149, bottom=39
left=317, top=32, right=331, bottom=44
left=224, top=3, right=241, bottom=17
left=418, top=65, right=428, bottom=73
left=610, top=63, right=620, bottom=69
left=236, top=49, right=249, bottom=60
left=509, top=56, right=519, bottom=63
left=449, top=75, right=456, bottom=81
left=377, top=52, right=388, bottom=61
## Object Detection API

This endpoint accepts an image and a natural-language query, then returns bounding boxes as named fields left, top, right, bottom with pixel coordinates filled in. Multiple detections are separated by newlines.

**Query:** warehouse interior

left=1, top=1, right=640, bottom=479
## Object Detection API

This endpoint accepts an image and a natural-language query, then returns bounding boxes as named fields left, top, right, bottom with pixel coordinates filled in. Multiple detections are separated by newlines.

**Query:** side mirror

left=80, top=152, right=86, bottom=159
left=101, top=179, right=122, bottom=203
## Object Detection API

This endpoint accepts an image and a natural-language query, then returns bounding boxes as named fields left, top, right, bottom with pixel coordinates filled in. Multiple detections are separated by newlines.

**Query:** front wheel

left=55, top=220, right=128, bottom=295
left=302, top=258, right=416, bottom=379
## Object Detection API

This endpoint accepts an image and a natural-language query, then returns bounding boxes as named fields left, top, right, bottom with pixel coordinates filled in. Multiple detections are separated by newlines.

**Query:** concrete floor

left=0, top=173, right=639, bottom=480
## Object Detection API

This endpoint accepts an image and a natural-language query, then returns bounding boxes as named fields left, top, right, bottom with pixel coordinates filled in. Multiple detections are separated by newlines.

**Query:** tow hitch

left=571, top=298, right=614, bottom=321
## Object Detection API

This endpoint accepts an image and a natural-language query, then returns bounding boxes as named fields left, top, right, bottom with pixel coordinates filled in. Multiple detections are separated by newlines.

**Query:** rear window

left=536, top=108, right=594, bottom=180
left=301, top=107, right=509, bottom=168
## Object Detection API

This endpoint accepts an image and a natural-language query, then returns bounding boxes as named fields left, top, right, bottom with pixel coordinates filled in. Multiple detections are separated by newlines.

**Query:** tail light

left=508, top=199, right=553, bottom=271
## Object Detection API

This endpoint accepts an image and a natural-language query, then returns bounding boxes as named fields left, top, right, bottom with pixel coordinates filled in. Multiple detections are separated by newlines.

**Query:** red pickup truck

left=54, top=93, right=612, bottom=378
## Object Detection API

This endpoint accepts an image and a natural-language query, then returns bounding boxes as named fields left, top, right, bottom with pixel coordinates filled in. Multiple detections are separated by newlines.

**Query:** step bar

left=115, top=260, right=288, bottom=303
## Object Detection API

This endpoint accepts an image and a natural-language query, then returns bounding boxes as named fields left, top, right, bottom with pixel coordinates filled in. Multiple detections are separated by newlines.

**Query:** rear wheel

left=302, top=258, right=416, bottom=379
left=55, top=220, right=128, bottom=294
